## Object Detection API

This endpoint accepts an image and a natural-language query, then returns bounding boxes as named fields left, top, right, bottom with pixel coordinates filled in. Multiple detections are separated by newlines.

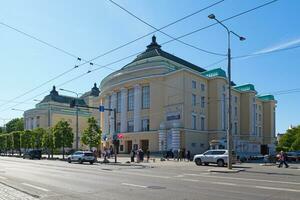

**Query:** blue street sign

left=99, top=105, right=104, bottom=112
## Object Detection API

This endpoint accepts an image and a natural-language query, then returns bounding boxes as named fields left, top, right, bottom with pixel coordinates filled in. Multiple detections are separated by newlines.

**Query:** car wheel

left=68, top=158, right=72, bottom=163
left=90, top=161, right=94, bottom=165
left=217, top=159, right=224, bottom=167
left=79, top=159, right=83, bottom=164
left=195, top=158, right=202, bottom=166
left=204, top=162, right=209, bottom=166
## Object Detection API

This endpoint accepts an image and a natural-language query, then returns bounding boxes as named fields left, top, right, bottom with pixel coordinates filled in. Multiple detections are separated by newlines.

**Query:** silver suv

left=193, top=150, right=235, bottom=167
left=67, top=151, right=96, bottom=164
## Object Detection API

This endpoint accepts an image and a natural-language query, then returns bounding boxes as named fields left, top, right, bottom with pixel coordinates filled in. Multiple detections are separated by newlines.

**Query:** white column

left=158, top=130, right=167, bottom=151
left=133, top=84, right=141, bottom=132
left=104, top=96, right=109, bottom=135
left=120, top=88, right=127, bottom=132
left=171, top=129, right=180, bottom=151
left=110, top=92, right=117, bottom=136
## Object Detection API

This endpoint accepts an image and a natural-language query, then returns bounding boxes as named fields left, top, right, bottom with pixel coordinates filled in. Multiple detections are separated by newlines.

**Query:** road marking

left=182, top=179, right=199, bottom=182
left=121, top=183, right=147, bottom=188
left=255, top=186, right=300, bottom=193
left=0, top=176, right=7, bottom=180
left=212, top=182, right=237, bottom=186
left=22, top=183, right=50, bottom=192
left=184, top=173, right=300, bottom=185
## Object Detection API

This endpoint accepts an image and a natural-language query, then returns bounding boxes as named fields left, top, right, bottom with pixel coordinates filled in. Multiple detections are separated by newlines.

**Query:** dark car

left=23, top=150, right=42, bottom=160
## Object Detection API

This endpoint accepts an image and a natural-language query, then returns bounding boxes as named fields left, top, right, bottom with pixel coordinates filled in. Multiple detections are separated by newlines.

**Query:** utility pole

left=208, top=14, right=245, bottom=169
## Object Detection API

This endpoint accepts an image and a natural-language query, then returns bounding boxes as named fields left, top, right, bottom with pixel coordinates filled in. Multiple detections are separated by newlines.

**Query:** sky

left=0, top=0, right=299, bottom=134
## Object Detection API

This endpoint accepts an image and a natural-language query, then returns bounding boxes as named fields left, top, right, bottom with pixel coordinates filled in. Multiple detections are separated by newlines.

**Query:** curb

left=208, top=168, right=245, bottom=173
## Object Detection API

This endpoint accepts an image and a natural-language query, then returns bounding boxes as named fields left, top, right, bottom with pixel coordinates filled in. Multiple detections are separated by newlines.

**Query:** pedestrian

left=139, top=149, right=144, bottom=162
left=177, top=149, right=180, bottom=161
left=146, top=149, right=150, bottom=162
left=130, top=149, right=135, bottom=162
left=136, top=149, right=140, bottom=163
left=186, top=150, right=191, bottom=162
left=278, top=150, right=289, bottom=168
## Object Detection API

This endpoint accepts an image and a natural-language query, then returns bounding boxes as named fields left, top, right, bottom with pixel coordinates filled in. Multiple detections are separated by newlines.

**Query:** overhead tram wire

left=1, top=0, right=279, bottom=111
left=0, top=1, right=226, bottom=109
left=108, top=0, right=226, bottom=56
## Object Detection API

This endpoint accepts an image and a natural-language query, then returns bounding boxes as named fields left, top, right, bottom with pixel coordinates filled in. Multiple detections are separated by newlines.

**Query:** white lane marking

left=184, top=173, right=300, bottom=185
left=121, top=183, right=147, bottom=188
left=212, top=182, right=237, bottom=186
left=182, top=179, right=199, bottom=182
left=174, top=175, right=184, bottom=177
left=22, top=183, right=50, bottom=192
left=0, top=176, right=7, bottom=180
left=255, top=186, right=300, bottom=193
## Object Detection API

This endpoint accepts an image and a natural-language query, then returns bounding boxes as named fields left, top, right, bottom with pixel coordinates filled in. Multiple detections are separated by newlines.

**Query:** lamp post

left=208, top=14, right=245, bottom=169
left=60, top=88, right=80, bottom=151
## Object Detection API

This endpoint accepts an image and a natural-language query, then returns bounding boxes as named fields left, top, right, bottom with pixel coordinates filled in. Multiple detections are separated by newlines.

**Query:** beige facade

left=24, top=85, right=100, bottom=149
left=97, top=36, right=277, bottom=156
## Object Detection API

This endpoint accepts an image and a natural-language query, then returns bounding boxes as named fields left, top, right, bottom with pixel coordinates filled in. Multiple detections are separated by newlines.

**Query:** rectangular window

left=234, top=106, right=238, bottom=118
left=116, top=92, right=121, bottom=113
left=192, top=80, right=196, bottom=89
left=127, top=88, right=134, bottom=111
left=192, top=115, right=196, bottom=130
left=234, top=122, right=238, bottom=135
left=192, top=94, right=196, bottom=106
left=200, top=116, right=205, bottom=131
left=141, top=119, right=150, bottom=131
left=234, top=96, right=238, bottom=104
left=201, top=96, right=205, bottom=108
left=259, top=114, right=262, bottom=122
left=201, top=83, right=205, bottom=92
left=108, top=95, right=112, bottom=115
left=259, top=127, right=262, bottom=136
left=116, top=122, right=121, bottom=133
left=142, top=86, right=150, bottom=109
left=127, top=120, right=134, bottom=132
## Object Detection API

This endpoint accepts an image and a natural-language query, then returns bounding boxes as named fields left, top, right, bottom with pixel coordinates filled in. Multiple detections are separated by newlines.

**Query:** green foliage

left=32, top=128, right=46, bottom=149
left=12, top=131, right=21, bottom=150
left=53, top=120, right=74, bottom=149
left=0, top=134, right=7, bottom=152
left=278, top=125, right=300, bottom=151
left=42, top=128, right=54, bottom=150
left=21, top=130, right=33, bottom=150
left=81, top=117, right=101, bottom=150
left=5, top=118, right=24, bottom=133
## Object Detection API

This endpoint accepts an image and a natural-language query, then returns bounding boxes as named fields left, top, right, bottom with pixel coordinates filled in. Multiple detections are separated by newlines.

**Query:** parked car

left=193, top=150, right=236, bottom=167
left=67, top=151, right=96, bottom=164
left=23, top=150, right=42, bottom=160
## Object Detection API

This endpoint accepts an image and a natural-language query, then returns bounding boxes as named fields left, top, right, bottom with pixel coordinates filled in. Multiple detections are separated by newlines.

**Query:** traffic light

left=70, top=99, right=76, bottom=108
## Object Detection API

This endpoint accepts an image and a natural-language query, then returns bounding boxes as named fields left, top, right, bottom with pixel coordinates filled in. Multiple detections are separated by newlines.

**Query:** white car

left=193, top=150, right=235, bottom=167
left=67, top=151, right=96, bottom=164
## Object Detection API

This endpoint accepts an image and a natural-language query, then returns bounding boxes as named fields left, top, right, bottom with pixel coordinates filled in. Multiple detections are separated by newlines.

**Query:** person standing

left=186, top=150, right=191, bottom=162
left=278, top=151, right=289, bottom=168
left=130, top=149, right=135, bottom=162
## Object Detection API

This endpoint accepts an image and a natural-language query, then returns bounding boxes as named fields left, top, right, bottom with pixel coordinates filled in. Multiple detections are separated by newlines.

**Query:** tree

left=53, top=120, right=73, bottom=159
left=42, top=128, right=54, bottom=158
left=33, top=128, right=45, bottom=149
left=81, top=117, right=101, bottom=150
left=21, top=130, right=34, bottom=151
left=278, top=125, right=300, bottom=151
left=12, top=131, right=21, bottom=156
left=0, top=134, right=7, bottom=155
left=6, top=134, right=13, bottom=155
left=5, top=118, right=24, bottom=133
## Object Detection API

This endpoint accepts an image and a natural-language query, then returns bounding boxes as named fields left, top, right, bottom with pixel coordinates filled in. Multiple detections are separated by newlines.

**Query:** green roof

left=40, top=86, right=87, bottom=106
left=123, top=36, right=206, bottom=73
left=234, top=84, right=256, bottom=92
left=201, top=68, right=226, bottom=78
left=258, top=95, right=275, bottom=101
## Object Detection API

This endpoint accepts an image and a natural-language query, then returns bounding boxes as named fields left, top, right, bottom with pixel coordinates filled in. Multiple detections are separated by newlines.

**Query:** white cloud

left=255, top=37, right=300, bottom=54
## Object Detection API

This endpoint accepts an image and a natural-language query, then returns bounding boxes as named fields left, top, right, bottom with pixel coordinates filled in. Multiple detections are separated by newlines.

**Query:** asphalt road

left=0, top=157, right=299, bottom=200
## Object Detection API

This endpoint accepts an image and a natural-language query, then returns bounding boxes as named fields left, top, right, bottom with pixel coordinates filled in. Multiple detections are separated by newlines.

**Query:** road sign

left=99, top=105, right=104, bottom=112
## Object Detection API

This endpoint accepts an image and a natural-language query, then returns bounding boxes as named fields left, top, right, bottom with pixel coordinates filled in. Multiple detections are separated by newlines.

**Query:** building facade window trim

left=127, top=88, right=134, bottom=111
left=142, top=85, right=150, bottom=109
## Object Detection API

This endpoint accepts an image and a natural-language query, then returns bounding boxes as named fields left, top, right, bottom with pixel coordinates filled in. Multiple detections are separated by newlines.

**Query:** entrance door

left=127, top=140, right=132, bottom=153
left=140, top=140, right=149, bottom=152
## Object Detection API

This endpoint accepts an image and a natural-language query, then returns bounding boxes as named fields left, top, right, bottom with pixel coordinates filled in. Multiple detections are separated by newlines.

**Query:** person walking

left=130, top=149, right=135, bottom=162
left=186, top=150, right=191, bottom=162
left=146, top=149, right=150, bottom=162
left=278, top=150, right=289, bottom=168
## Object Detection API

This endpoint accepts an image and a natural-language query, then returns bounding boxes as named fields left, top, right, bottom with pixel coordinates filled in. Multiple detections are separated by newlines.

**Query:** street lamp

left=59, top=88, right=80, bottom=151
left=208, top=14, right=245, bottom=169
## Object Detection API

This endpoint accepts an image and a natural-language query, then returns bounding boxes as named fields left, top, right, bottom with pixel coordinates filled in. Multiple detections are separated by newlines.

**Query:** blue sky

left=0, top=0, right=299, bottom=133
